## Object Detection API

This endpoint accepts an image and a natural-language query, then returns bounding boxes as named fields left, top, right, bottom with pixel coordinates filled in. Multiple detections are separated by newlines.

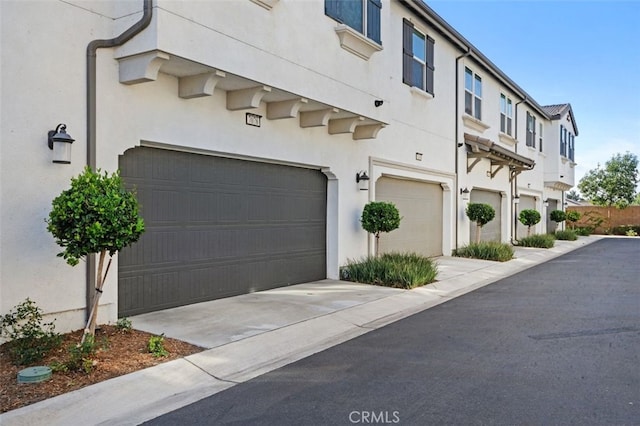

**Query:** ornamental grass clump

left=340, top=252, right=437, bottom=289
left=554, top=230, right=578, bottom=241
left=452, top=241, right=514, bottom=262
left=518, top=234, right=555, bottom=248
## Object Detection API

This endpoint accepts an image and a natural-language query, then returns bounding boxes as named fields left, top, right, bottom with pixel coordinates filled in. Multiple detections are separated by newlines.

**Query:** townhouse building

left=0, top=0, right=577, bottom=332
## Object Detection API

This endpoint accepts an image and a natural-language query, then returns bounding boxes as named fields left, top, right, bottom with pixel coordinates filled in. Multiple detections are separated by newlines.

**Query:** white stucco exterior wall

left=1, top=0, right=579, bottom=331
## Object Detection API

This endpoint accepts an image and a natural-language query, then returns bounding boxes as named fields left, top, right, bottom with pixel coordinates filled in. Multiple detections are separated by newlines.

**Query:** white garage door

left=469, top=190, right=502, bottom=242
left=375, top=177, right=443, bottom=257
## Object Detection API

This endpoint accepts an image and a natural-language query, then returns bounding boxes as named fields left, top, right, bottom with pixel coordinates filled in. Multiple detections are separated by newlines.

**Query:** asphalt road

left=145, top=238, right=640, bottom=425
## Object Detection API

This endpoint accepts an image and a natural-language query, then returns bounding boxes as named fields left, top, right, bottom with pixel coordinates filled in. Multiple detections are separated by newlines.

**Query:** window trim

left=538, top=122, right=543, bottom=152
left=465, top=67, right=482, bottom=121
left=325, top=0, right=382, bottom=45
left=500, top=93, right=513, bottom=136
left=402, top=19, right=435, bottom=95
left=525, top=111, right=536, bottom=148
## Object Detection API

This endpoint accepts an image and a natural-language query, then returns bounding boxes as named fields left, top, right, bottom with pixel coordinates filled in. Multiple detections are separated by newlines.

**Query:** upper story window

left=500, top=94, right=513, bottom=135
left=526, top=112, right=536, bottom=148
left=325, top=0, right=382, bottom=44
left=568, top=133, right=575, bottom=161
left=402, top=19, right=435, bottom=95
left=465, top=68, right=482, bottom=120
left=538, top=122, right=543, bottom=152
left=560, top=125, right=567, bottom=157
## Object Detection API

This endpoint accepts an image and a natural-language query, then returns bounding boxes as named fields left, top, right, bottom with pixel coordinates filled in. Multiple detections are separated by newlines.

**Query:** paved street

left=145, top=238, right=639, bottom=426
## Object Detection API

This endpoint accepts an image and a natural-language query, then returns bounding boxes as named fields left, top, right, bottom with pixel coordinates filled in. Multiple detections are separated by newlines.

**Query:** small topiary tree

left=466, top=203, right=496, bottom=243
left=519, top=209, right=541, bottom=237
left=566, top=210, right=581, bottom=229
left=47, top=167, right=145, bottom=343
left=361, top=201, right=401, bottom=256
left=549, top=209, right=566, bottom=232
left=549, top=209, right=566, bottom=224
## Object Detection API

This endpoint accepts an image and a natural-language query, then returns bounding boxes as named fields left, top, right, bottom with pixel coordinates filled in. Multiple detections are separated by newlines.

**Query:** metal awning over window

left=464, top=133, right=535, bottom=180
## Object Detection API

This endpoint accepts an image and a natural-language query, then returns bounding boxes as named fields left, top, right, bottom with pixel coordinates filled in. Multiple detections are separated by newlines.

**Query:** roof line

left=400, top=0, right=553, bottom=120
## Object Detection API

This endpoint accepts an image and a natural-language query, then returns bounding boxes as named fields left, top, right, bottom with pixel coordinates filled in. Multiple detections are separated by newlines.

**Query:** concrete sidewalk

left=0, top=236, right=601, bottom=426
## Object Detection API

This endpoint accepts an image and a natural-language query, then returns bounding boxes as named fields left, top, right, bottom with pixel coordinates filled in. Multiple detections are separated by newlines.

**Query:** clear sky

left=426, top=0, right=640, bottom=192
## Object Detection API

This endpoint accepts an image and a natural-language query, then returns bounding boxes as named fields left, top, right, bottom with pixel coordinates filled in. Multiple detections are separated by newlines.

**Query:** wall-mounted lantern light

left=356, top=170, right=370, bottom=191
left=460, top=187, right=470, bottom=201
left=48, top=124, right=75, bottom=164
left=543, top=199, right=549, bottom=207
left=513, top=195, right=520, bottom=205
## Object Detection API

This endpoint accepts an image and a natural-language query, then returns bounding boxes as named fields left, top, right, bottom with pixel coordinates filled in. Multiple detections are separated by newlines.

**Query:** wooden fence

left=566, top=206, right=640, bottom=234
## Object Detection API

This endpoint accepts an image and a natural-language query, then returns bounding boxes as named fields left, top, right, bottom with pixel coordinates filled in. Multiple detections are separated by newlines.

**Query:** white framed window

left=325, top=0, right=382, bottom=44
left=500, top=94, right=513, bottom=135
left=403, top=20, right=434, bottom=94
left=526, top=112, right=536, bottom=148
left=465, top=68, right=482, bottom=120
left=538, top=122, right=543, bottom=152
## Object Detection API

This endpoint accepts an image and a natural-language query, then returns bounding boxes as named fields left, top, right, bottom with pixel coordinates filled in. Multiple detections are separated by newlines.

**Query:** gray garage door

left=118, top=147, right=327, bottom=316
left=470, top=189, right=502, bottom=242
left=375, top=177, right=443, bottom=257
left=517, top=195, right=536, bottom=238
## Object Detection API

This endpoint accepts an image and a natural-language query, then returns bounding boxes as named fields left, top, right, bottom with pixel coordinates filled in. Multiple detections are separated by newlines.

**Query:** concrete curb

left=0, top=236, right=602, bottom=425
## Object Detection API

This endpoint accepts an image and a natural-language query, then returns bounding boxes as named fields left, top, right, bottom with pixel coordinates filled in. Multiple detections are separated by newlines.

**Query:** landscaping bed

left=0, top=325, right=203, bottom=413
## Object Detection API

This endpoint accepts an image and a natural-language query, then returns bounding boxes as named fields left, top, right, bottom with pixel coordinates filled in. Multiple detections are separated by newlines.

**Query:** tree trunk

left=375, top=233, right=380, bottom=257
left=527, top=226, right=532, bottom=237
left=81, top=250, right=111, bottom=344
left=475, top=224, right=481, bottom=243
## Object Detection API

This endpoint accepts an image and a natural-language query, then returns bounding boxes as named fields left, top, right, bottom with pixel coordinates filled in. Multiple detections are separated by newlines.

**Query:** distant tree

left=466, top=203, right=496, bottom=243
left=519, top=209, right=541, bottom=237
left=566, top=189, right=581, bottom=202
left=578, top=152, right=638, bottom=208
left=361, top=201, right=401, bottom=256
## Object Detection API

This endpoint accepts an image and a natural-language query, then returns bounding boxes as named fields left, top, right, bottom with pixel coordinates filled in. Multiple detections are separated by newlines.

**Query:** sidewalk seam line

left=183, top=358, right=240, bottom=385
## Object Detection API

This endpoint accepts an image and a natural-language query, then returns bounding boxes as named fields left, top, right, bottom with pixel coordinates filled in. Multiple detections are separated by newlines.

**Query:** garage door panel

left=375, top=177, right=443, bottom=257
left=469, top=190, right=502, bottom=242
left=517, top=195, right=536, bottom=237
left=119, top=147, right=327, bottom=316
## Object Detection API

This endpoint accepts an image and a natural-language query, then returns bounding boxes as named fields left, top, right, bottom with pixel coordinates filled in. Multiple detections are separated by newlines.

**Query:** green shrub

left=566, top=210, right=581, bottom=228
left=340, top=252, right=438, bottom=289
left=549, top=210, right=566, bottom=223
left=63, top=336, right=97, bottom=373
left=626, top=229, right=638, bottom=237
left=0, top=299, right=62, bottom=365
left=361, top=201, right=401, bottom=256
left=518, top=209, right=542, bottom=237
left=47, top=167, right=145, bottom=343
left=148, top=334, right=169, bottom=357
left=575, top=226, right=592, bottom=236
left=611, top=225, right=640, bottom=236
left=116, top=317, right=132, bottom=332
left=554, top=230, right=578, bottom=241
left=518, top=234, right=555, bottom=248
left=452, top=241, right=514, bottom=262
left=466, top=203, right=496, bottom=243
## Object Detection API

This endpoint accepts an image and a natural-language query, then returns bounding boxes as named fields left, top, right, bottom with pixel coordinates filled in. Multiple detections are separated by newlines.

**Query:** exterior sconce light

left=543, top=199, right=549, bottom=207
left=513, top=195, right=520, bottom=205
left=460, top=187, right=470, bottom=201
left=356, top=171, right=370, bottom=191
left=48, top=124, right=75, bottom=164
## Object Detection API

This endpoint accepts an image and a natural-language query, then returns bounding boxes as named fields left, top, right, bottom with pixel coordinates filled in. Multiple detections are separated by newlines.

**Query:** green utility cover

left=17, top=366, right=52, bottom=384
